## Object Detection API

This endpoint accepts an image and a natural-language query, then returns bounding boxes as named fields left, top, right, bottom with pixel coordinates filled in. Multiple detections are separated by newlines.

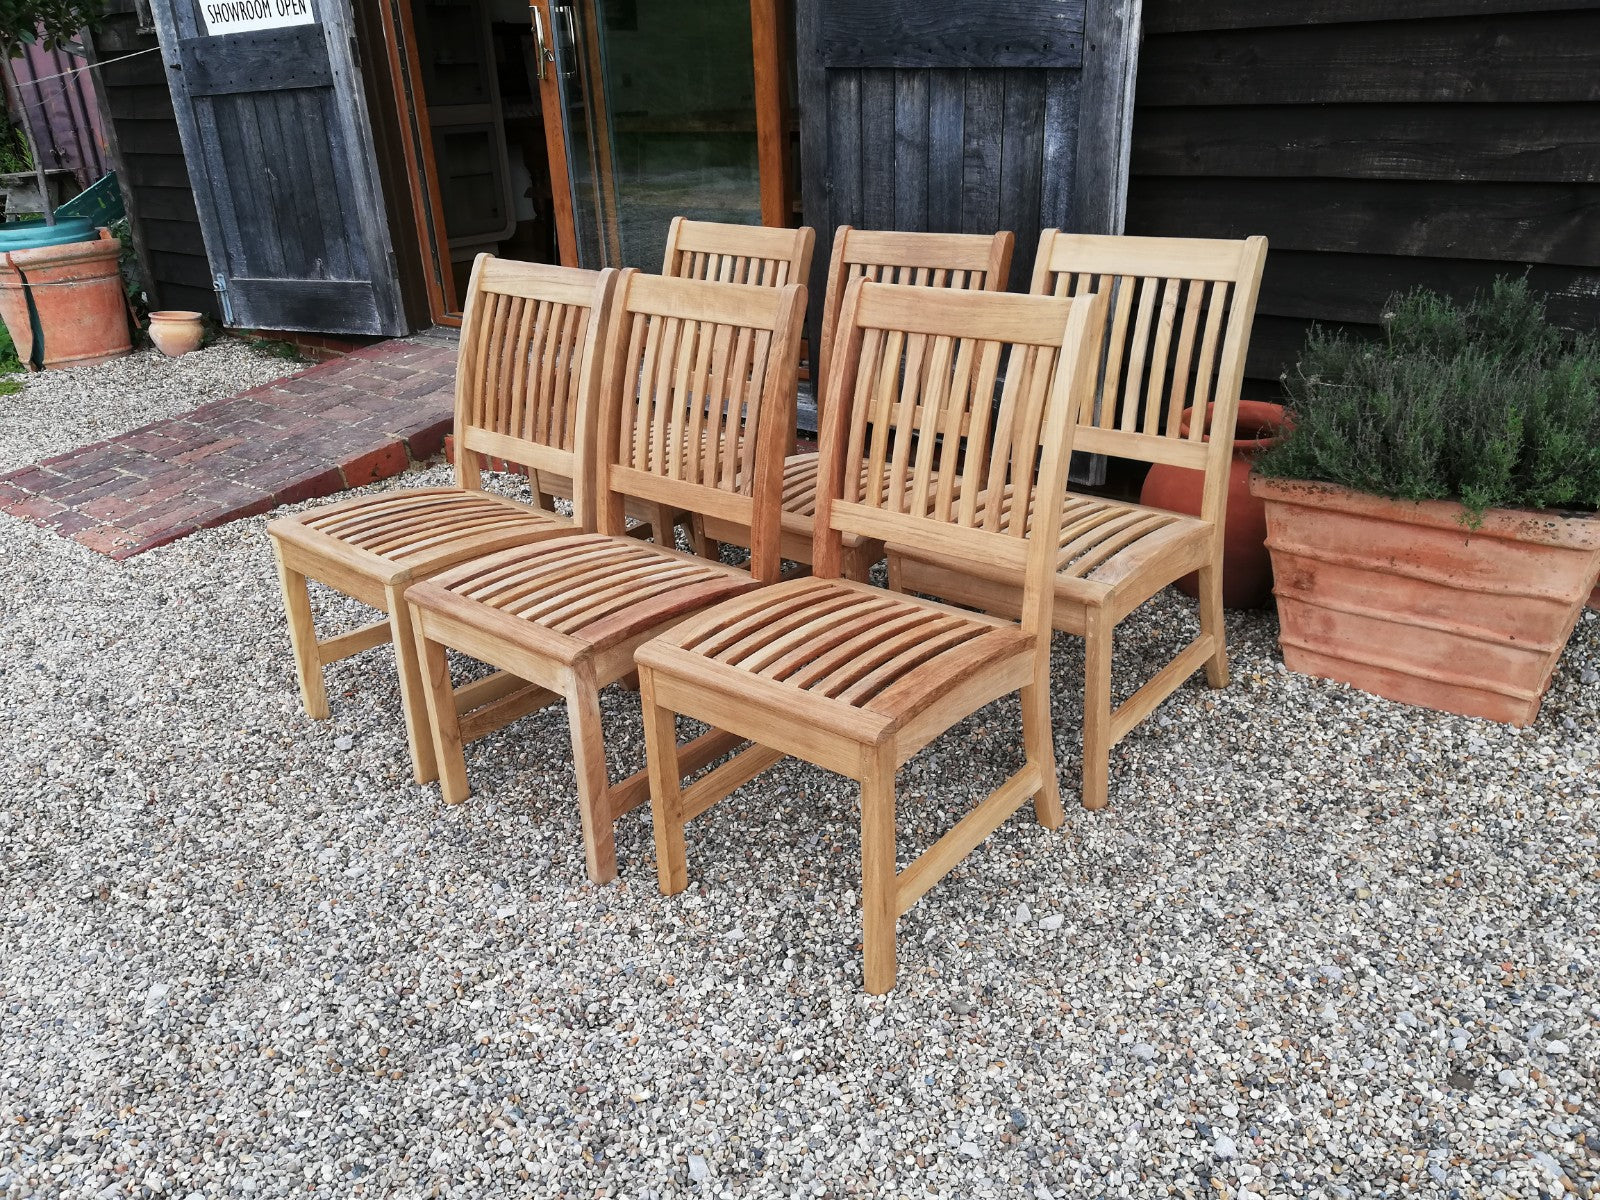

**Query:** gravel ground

left=1, top=457, right=1596, bottom=1200
left=0, top=340, right=302, bottom=474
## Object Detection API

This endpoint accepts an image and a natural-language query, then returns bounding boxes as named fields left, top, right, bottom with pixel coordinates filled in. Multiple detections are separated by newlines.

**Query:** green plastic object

left=56, top=173, right=125, bottom=225
left=0, top=215, right=99, bottom=251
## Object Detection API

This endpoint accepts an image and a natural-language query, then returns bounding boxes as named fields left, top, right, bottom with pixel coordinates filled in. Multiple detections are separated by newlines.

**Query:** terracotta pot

left=1251, top=475, right=1600, bottom=726
left=0, top=229, right=132, bottom=370
left=147, top=310, right=206, bottom=358
left=1139, top=400, right=1288, bottom=609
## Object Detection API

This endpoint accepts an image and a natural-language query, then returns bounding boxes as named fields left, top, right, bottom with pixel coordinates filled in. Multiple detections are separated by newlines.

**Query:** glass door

left=533, top=0, right=765, bottom=269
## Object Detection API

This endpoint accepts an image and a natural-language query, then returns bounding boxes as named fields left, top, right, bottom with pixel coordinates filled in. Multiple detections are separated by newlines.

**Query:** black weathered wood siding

left=87, top=0, right=219, bottom=317
left=1127, top=0, right=1600, bottom=395
left=796, top=0, right=1140, bottom=354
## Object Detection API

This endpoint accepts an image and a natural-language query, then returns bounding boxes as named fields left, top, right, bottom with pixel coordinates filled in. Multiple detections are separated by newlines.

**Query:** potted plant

left=1249, top=277, right=1600, bottom=726
left=0, top=0, right=130, bottom=370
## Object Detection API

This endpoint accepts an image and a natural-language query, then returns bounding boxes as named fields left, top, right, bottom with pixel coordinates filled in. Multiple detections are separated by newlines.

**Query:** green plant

left=0, top=117, right=29, bottom=174
left=0, top=0, right=102, bottom=58
left=0, top=313, right=20, bottom=373
left=1257, top=277, right=1600, bottom=523
left=247, top=336, right=309, bottom=363
left=109, top=216, right=150, bottom=322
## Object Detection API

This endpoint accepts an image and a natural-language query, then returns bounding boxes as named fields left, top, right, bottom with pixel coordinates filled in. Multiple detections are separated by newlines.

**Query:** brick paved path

left=0, top=334, right=457, bottom=560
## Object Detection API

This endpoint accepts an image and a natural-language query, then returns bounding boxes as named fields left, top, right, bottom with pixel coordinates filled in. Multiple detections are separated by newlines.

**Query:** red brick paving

left=0, top=334, right=457, bottom=560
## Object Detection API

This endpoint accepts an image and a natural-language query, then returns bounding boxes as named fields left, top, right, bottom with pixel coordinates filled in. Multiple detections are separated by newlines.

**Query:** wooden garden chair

left=886, top=232, right=1268, bottom=811
left=268, top=257, right=617, bottom=785
left=635, top=280, right=1108, bottom=993
left=530, top=218, right=814, bottom=547
left=697, top=226, right=1014, bottom=577
left=403, top=271, right=806, bottom=884
left=662, top=216, right=816, bottom=287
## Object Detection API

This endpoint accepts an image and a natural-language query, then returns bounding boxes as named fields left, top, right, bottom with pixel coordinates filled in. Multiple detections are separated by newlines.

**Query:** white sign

left=200, top=0, right=316, bottom=35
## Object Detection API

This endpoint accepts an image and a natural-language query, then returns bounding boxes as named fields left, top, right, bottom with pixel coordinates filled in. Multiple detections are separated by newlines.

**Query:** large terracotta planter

left=1140, top=399, right=1287, bottom=609
left=0, top=228, right=132, bottom=370
left=1251, top=476, right=1600, bottom=726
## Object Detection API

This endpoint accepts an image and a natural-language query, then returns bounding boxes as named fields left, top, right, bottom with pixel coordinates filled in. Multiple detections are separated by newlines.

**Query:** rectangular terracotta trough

left=1252, top=476, right=1600, bottom=726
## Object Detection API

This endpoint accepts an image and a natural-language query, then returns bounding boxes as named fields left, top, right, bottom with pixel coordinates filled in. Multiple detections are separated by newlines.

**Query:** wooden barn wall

left=1125, top=0, right=1600, bottom=395
left=87, top=0, right=218, bottom=317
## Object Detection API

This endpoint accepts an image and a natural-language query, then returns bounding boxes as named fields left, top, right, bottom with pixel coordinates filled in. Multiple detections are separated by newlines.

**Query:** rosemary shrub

left=1255, top=277, right=1600, bottom=523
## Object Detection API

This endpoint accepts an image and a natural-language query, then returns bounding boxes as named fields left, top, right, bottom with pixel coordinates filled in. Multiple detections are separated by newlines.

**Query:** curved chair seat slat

left=411, top=534, right=758, bottom=664
left=640, top=576, right=1028, bottom=746
left=273, top=488, right=573, bottom=573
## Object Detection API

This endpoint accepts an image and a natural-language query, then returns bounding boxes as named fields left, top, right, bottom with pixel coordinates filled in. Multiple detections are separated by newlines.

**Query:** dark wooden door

left=149, top=0, right=408, bottom=334
left=797, top=0, right=1141, bottom=307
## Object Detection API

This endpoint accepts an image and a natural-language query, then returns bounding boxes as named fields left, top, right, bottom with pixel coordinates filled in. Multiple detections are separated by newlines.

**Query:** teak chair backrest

left=453, top=255, right=618, bottom=527
left=662, top=217, right=816, bottom=289
left=1030, top=231, right=1268, bottom=527
left=816, top=228, right=1015, bottom=417
left=595, top=271, right=807, bottom=582
left=815, top=281, right=1109, bottom=640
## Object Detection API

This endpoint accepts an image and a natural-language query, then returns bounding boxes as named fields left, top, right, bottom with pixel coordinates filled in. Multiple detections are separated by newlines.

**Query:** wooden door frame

left=752, top=0, right=796, bottom=228
left=376, top=0, right=457, bottom=323
left=531, top=0, right=580, bottom=266
left=390, top=0, right=796, bottom=299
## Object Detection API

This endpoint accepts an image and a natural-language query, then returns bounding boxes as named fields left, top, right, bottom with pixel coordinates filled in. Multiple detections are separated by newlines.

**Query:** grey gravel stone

left=1, top=416, right=1597, bottom=1198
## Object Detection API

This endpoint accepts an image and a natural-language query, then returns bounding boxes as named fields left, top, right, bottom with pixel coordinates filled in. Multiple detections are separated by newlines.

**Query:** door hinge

left=212, top=274, right=235, bottom=326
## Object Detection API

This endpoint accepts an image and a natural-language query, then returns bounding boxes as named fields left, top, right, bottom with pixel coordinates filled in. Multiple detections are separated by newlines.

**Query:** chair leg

left=1198, top=560, right=1230, bottom=689
left=639, top=669, right=689, bottom=895
left=385, top=584, right=439, bottom=786
left=885, top=549, right=904, bottom=594
left=645, top=503, right=677, bottom=550
left=565, top=666, right=619, bottom=885
left=413, top=622, right=470, bottom=805
left=1081, top=606, right=1113, bottom=812
left=1021, top=655, right=1063, bottom=829
left=843, top=546, right=873, bottom=584
left=860, top=747, right=898, bottom=995
left=527, top=470, right=556, bottom=514
left=688, top=514, right=717, bottom=561
left=274, top=554, right=329, bottom=720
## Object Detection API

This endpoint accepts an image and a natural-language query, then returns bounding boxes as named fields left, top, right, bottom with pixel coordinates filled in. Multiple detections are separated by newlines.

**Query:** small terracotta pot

left=1139, top=400, right=1289, bottom=609
left=147, top=310, right=206, bottom=358
left=1252, top=475, right=1600, bottom=726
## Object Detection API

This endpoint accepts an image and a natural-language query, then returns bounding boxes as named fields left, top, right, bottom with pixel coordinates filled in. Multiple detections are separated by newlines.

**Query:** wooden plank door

left=796, top=0, right=1141, bottom=299
left=796, top=0, right=1141, bottom=477
left=148, top=0, right=408, bottom=334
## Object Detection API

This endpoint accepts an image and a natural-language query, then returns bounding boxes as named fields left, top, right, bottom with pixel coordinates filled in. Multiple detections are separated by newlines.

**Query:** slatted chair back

left=816, top=228, right=1015, bottom=417
left=595, top=270, right=807, bottom=583
left=815, top=280, right=1109, bottom=638
left=1030, top=231, right=1268, bottom=527
left=662, top=217, right=816, bottom=289
left=452, top=255, right=617, bottom=527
